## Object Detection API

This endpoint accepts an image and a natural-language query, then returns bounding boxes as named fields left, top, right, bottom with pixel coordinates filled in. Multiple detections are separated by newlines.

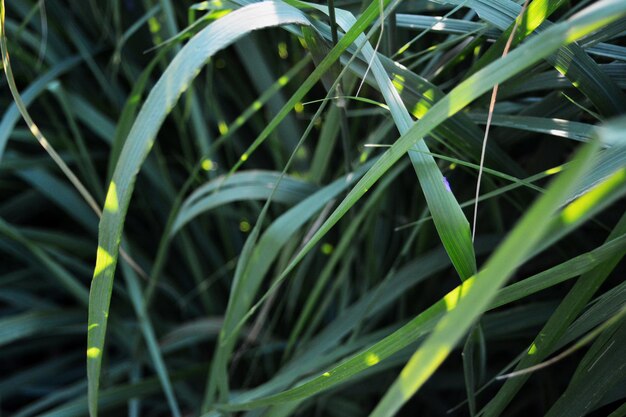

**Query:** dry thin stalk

left=472, top=0, right=530, bottom=242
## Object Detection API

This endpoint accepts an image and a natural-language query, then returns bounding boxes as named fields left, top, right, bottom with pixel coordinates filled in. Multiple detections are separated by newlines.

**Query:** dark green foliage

left=1, top=0, right=625, bottom=416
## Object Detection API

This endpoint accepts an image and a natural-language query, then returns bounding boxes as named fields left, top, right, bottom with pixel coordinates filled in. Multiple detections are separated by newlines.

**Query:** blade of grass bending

left=171, top=172, right=317, bottom=234
left=107, top=46, right=170, bottom=182
left=224, top=0, right=626, bottom=374
left=86, top=3, right=311, bottom=416
left=329, top=5, right=476, bottom=280
left=286, top=0, right=476, bottom=283
left=158, top=0, right=213, bottom=157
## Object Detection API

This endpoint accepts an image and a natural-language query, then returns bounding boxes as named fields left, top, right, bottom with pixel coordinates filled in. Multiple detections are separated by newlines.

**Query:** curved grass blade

left=172, top=171, right=318, bottom=234
left=87, top=3, right=310, bottom=416
left=330, top=4, right=476, bottom=280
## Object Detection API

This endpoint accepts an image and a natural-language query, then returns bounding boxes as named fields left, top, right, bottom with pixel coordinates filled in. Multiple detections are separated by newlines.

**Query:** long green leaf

left=87, top=3, right=310, bottom=416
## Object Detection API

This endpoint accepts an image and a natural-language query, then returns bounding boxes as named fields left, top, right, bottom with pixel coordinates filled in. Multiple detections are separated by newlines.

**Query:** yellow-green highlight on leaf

left=87, top=347, right=101, bottom=359
left=443, top=276, right=476, bottom=311
left=565, top=15, right=617, bottom=44
left=94, top=246, right=114, bottom=277
left=562, top=168, right=626, bottom=224
left=545, top=165, right=564, bottom=175
left=103, top=182, right=119, bottom=213
left=399, top=346, right=451, bottom=399
left=148, top=17, right=161, bottom=34
left=218, top=121, right=229, bottom=135
left=411, top=89, right=436, bottom=118
left=526, top=0, right=550, bottom=34
left=391, top=74, right=405, bottom=94
left=528, top=343, right=538, bottom=355
left=396, top=42, right=411, bottom=55
left=365, top=352, right=381, bottom=366
left=201, top=159, right=215, bottom=171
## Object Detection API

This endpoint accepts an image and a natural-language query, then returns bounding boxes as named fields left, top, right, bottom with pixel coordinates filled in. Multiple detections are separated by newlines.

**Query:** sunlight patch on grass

left=562, top=168, right=626, bottom=224
left=545, top=166, right=563, bottom=175
left=218, top=121, right=229, bottom=135
left=365, top=352, right=381, bottom=366
left=201, top=159, right=215, bottom=171
left=411, top=89, right=436, bottom=118
left=443, top=277, right=476, bottom=312
left=94, top=246, right=114, bottom=277
left=87, top=347, right=101, bottom=359
left=104, top=183, right=119, bottom=213
left=400, top=346, right=451, bottom=399
left=392, top=74, right=405, bottom=94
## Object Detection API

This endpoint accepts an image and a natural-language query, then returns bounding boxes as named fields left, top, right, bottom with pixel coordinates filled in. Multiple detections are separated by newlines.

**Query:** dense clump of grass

left=1, top=0, right=625, bottom=416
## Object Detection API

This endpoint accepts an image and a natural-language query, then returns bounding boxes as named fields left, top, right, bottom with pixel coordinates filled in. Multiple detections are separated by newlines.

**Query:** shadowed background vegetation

left=1, top=0, right=626, bottom=416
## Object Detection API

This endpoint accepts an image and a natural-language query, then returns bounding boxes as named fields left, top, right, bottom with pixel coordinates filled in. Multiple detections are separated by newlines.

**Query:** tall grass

left=1, top=0, right=625, bottom=416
